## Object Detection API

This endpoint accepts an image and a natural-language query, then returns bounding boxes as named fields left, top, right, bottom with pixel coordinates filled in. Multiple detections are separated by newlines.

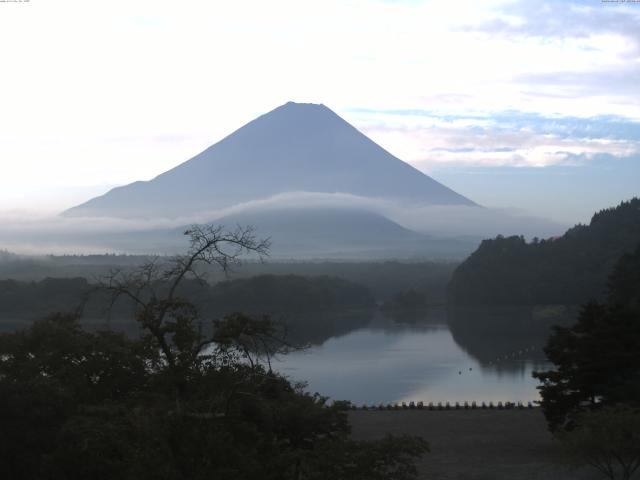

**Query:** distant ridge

left=73, top=206, right=479, bottom=260
left=207, top=207, right=477, bottom=259
left=63, top=102, right=475, bottom=219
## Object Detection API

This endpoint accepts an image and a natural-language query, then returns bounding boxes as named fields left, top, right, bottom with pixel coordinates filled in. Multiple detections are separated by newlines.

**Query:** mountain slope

left=63, top=102, right=475, bottom=218
left=209, top=207, right=477, bottom=259
left=83, top=207, right=478, bottom=259
left=447, top=198, right=640, bottom=306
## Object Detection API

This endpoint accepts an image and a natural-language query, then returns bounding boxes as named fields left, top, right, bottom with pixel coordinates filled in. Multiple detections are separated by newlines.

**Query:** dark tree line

left=0, top=274, right=373, bottom=323
left=0, top=253, right=457, bottom=305
left=203, top=274, right=373, bottom=315
left=534, top=244, right=640, bottom=431
left=0, top=273, right=375, bottom=346
left=448, top=198, right=640, bottom=306
left=531, top=244, right=640, bottom=479
left=381, top=288, right=429, bottom=311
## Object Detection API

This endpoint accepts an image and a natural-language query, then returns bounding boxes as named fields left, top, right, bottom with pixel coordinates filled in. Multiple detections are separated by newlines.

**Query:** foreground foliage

left=534, top=244, right=640, bottom=431
left=0, top=225, right=428, bottom=479
left=556, top=406, right=640, bottom=480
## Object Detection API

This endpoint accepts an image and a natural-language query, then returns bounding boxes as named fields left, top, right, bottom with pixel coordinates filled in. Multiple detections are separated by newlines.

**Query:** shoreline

left=348, top=400, right=538, bottom=411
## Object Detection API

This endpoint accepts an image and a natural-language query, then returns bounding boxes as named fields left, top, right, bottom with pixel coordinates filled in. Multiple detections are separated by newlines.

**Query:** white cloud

left=357, top=114, right=640, bottom=168
left=0, top=191, right=565, bottom=255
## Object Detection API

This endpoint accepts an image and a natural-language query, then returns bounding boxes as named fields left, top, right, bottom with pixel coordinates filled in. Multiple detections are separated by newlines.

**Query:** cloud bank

left=0, top=192, right=566, bottom=255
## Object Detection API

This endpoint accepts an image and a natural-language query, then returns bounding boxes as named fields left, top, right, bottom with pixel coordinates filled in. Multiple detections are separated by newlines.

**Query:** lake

left=0, top=305, right=572, bottom=406
left=274, top=306, right=566, bottom=405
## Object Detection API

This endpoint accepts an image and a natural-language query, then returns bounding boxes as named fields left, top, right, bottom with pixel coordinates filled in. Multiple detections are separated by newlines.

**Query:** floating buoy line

left=486, top=345, right=538, bottom=366
left=350, top=400, right=537, bottom=411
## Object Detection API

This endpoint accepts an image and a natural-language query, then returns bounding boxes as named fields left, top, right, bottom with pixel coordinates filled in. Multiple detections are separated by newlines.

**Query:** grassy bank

left=349, top=409, right=599, bottom=480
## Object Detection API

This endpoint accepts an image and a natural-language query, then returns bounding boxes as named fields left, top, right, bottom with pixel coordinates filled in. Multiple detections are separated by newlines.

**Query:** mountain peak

left=250, top=101, right=339, bottom=131
left=63, top=102, right=475, bottom=218
left=283, top=100, right=324, bottom=108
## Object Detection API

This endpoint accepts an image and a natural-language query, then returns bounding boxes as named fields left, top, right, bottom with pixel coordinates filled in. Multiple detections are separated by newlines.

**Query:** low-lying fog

left=0, top=191, right=565, bottom=257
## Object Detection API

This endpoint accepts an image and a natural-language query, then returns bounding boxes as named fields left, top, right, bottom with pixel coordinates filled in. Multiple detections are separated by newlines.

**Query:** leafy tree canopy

left=448, top=198, right=640, bottom=306
left=0, top=225, right=428, bottom=480
left=556, top=406, right=640, bottom=480
left=534, top=244, right=640, bottom=431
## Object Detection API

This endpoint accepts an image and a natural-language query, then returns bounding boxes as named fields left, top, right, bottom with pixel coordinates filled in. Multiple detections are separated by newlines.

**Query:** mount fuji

left=63, top=102, right=475, bottom=219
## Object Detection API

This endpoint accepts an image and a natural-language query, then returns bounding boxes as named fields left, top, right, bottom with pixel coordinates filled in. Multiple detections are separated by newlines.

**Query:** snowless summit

left=63, top=101, right=475, bottom=218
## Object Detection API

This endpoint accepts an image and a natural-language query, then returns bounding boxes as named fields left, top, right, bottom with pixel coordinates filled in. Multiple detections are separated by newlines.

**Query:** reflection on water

left=448, top=305, right=576, bottom=371
left=275, top=306, right=576, bottom=405
left=1, top=305, right=577, bottom=405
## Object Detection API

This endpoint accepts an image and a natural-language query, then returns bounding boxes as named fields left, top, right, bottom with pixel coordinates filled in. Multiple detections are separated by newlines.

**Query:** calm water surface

left=0, top=306, right=564, bottom=405
left=275, top=308, right=554, bottom=405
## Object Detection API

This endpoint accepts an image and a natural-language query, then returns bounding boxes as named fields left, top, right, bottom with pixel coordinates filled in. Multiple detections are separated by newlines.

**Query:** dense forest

left=534, top=243, right=640, bottom=430
left=0, top=274, right=375, bottom=344
left=0, top=256, right=456, bottom=303
left=204, top=275, right=373, bottom=314
left=0, top=275, right=372, bottom=318
left=447, top=198, right=640, bottom=306
left=381, top=289, right=429, bottom=311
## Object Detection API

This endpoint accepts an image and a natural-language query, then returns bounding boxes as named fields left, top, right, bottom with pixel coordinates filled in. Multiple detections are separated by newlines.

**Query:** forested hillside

left=0, top=274, right=374, bottom=318
left=0, top=257, right=456, bottom=303
left=0, top=275, right=375, bottom=343
left=448, top=198, right=640, bottom=306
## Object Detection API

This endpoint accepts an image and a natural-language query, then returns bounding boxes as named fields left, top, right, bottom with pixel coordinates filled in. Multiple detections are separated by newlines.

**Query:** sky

left=0, top=0, right=638, bottom=224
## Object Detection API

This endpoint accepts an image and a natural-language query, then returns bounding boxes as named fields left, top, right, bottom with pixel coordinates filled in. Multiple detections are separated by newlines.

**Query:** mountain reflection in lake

left=275, top=306, right=575, bottom=405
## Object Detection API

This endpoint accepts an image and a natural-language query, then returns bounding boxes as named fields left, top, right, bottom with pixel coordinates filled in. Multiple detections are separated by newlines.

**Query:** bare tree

left=99, top=224, right=270, bottom=373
